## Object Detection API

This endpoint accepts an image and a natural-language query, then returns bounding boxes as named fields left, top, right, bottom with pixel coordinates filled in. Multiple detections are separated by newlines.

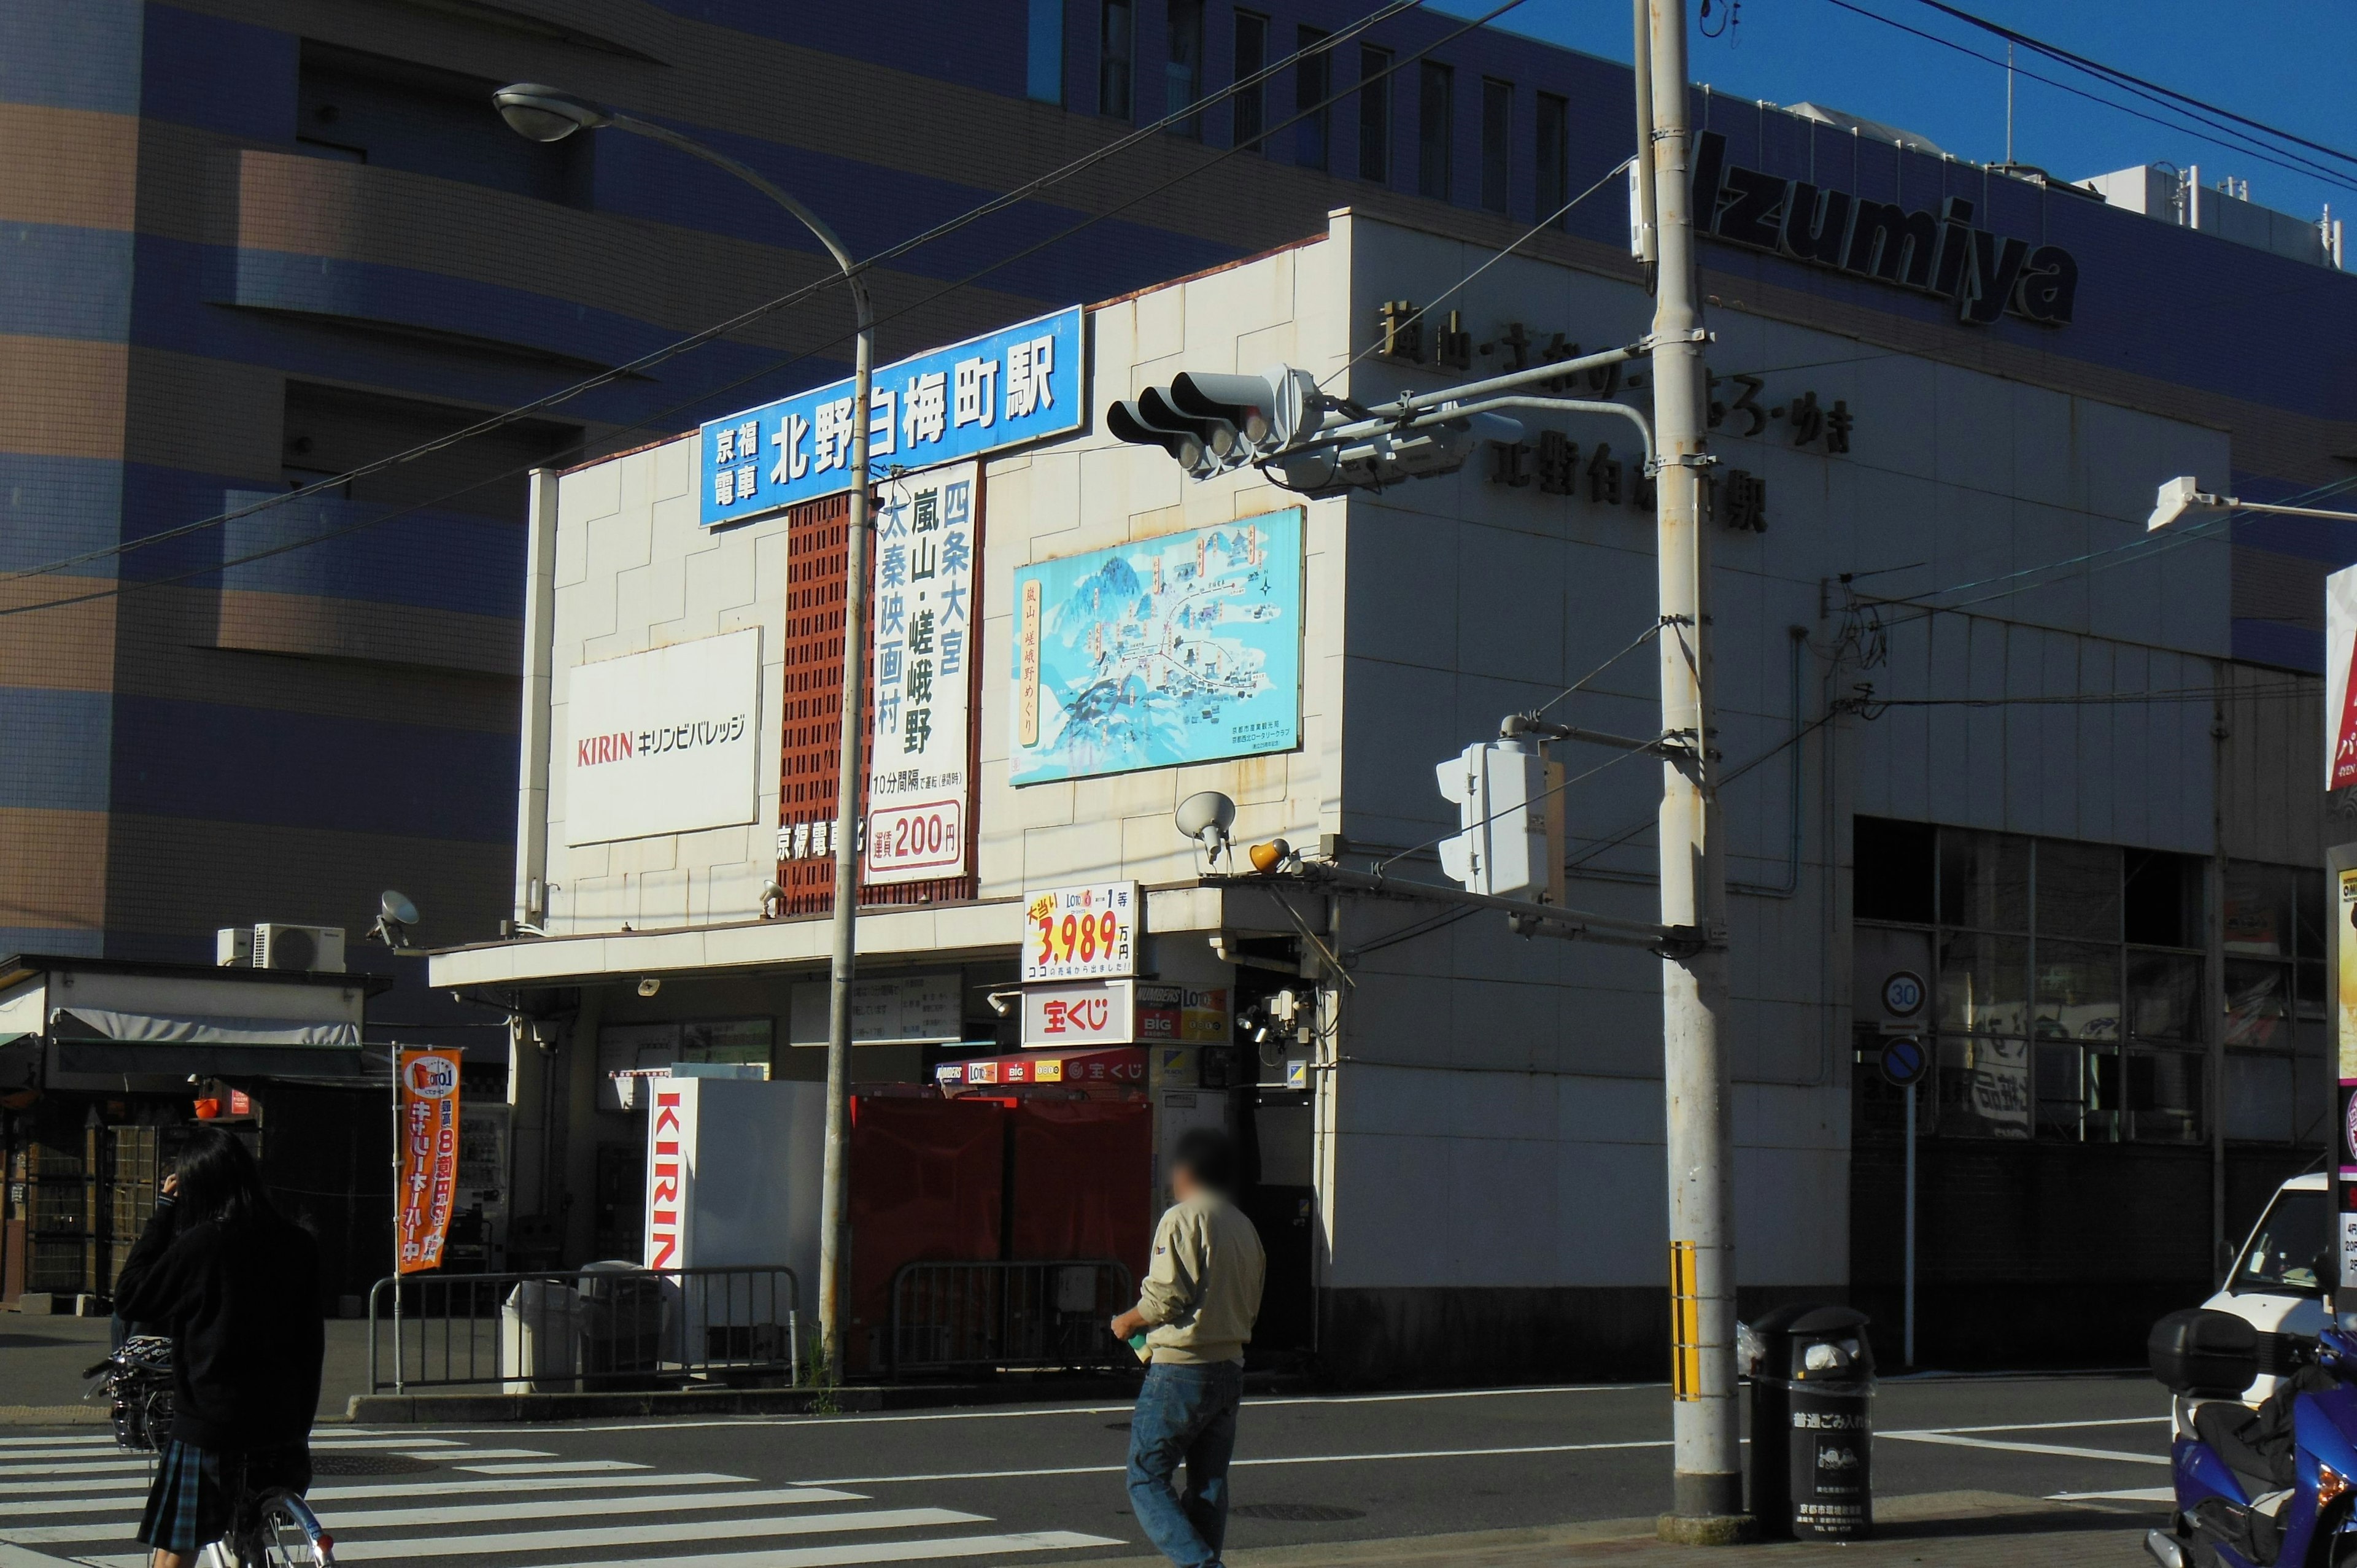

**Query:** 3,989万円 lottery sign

left=1021, top=881, right=1138, bottom=983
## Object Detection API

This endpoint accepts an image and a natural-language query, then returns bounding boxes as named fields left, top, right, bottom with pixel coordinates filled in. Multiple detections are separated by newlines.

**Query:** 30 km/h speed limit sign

left=1881, top=970, right=1926, bottom=1019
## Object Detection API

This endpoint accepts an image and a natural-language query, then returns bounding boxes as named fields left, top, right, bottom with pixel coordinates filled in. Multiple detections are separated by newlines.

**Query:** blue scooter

left=2149, top=1306, right=2357, bottom=1567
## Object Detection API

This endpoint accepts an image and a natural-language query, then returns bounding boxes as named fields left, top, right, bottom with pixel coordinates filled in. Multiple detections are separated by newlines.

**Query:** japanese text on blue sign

left=698, top=305, right=1083, bottom=527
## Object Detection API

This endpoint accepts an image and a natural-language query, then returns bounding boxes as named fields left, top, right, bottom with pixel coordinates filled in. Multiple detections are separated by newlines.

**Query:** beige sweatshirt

left=1134, top=1191, right=1266, bottom=1365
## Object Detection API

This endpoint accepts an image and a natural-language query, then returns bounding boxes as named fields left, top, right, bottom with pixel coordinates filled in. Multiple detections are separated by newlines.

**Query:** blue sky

left=1438, top=0, right=2357, bottom=223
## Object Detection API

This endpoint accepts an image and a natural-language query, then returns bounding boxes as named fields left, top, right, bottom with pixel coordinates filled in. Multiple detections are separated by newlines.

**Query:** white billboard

left=2329, top=563, right=2357, bottom=792
left=565, top=629, right=762, bottom=846
left=865, top=462, right=979, bottom=884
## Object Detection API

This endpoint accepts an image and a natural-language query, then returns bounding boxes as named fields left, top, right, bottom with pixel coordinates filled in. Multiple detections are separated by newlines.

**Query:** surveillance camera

left=637, top=976, right=662, bottom=998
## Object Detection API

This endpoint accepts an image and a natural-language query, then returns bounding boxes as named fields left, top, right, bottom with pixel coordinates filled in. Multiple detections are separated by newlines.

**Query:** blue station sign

left=697, top=304, right=1085, bottom=528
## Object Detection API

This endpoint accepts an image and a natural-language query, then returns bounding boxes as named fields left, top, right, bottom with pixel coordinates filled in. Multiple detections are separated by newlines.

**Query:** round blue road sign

left=1878, top=1035, right=1927, bottom=1089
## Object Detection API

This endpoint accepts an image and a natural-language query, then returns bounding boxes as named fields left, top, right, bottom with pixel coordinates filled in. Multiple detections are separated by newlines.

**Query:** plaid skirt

left=137, top=1440, right=312, bottom=1554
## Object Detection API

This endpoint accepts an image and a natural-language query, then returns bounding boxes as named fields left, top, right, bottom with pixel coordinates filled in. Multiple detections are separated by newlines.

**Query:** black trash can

left=1746, top=1303, right=1876, bottom=1540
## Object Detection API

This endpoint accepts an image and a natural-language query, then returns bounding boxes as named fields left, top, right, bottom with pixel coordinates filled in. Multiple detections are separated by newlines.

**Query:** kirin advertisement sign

left=565, top=629, right=762, bottom=846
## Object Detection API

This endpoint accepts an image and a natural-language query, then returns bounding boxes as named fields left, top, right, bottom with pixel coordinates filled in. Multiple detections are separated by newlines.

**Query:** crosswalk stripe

left=393, top=1448, right=554, bottom=1461
left=0, top=1461, right=153, bottom=1478
left=4, top=1486, right=871, bottom=1543
left=0, top=1437, right=115, bottom=1448
left=454, top=1459, right=646, bottom=1475
left=532, top=1532, right=1126, bottom=1568
left=0, top=1478, right=153, bottom=1500
left=0, top=1446, right=539, bottom=1479
left=0, top=1471, right=756, bottom=1516
left=74, top=1508, right=991, bottom=1568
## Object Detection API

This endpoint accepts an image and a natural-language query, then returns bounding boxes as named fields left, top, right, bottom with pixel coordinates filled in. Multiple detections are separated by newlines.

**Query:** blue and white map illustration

left=1012, top=509, right=1302, bottom=784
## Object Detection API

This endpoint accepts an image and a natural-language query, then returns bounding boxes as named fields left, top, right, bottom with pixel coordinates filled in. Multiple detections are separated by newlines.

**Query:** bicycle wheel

left=244, top=1488, right=335, bottom=1567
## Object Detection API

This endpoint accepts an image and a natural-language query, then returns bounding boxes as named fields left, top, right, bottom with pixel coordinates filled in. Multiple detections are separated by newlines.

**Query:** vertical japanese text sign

left=2336, top=849, right=2357, bottom=1292
left=698, top=305, right=1085, bottom=527
left=395, top=1049, right=462, bottom=1275
left=866, top=462, right=980, bottom=884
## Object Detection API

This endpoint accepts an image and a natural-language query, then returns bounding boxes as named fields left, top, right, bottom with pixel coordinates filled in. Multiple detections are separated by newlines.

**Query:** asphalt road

left=0, top=1373, right=2174, bottom=1565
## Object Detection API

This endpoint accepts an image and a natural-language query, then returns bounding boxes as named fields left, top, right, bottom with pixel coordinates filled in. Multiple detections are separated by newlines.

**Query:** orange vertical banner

left=395, top=1048, right=463, bottom=1275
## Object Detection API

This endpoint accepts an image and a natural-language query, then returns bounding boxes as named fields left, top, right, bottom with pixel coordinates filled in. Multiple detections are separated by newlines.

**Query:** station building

left=433, top=83, right=2357, bottom=1375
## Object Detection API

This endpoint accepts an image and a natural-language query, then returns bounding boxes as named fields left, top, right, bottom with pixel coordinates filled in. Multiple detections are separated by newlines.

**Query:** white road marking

left=1881, top=1431, right=2169, bottom=1466
left=0, top=1437, right=117, bottom=1448
left=453, top=1459, right=647, bottom=1474
left=0, top=1460, right=153, bottom=1478
left=0, top=1472, right=755, bottom=1517
left=390, top=1447, right=553, bottom=1461
left=529, top=1534, right=1125, bottom=1568
left=803, top=1436, right=1674, bottom=1486
left=6, top=1486, right=872, bottom=1543
left=2051, top=1486, right=2176, bottom=1503
left=0, top=1477, right=153, bottom=1500
left=74, top=1508, right=990, bottom=1568
left=1886, top=1416, right=2169, bottom=1435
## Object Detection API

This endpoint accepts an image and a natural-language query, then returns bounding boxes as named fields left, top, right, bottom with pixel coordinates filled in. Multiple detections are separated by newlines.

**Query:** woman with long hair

left=114, top=1124, right=323, bottom=1568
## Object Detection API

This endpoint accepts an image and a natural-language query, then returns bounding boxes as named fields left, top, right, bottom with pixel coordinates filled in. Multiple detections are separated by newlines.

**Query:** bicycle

left=87, top=1337, right=337, bottom=1567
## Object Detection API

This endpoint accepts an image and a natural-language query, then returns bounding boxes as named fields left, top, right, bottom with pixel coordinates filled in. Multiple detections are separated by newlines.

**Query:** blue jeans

left=1127, top=1360, right=1242, bottom=1568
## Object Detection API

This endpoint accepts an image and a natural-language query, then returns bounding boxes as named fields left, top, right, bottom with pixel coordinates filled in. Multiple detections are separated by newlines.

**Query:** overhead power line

left=0, top=0, right=1532, bottom=622
left=0, top=0, right=1442, bottom=591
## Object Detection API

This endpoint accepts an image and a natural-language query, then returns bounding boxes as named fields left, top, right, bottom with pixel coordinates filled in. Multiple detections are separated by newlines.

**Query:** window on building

left=1296, top=26, right=1333, bottom=171
left=1417, top=61, right=1452, bottom=199
left=1165, top=0, right=1204, bottom=137
left=1099, top=0, right=1134, bottom=120
left=1358, top=45, right=1392, bottom=184
left=1026, top=0, right=1066, bottom=105
left=1233, top=12, right=1268, bottom=152
left=2222, top=862, right=2330, bottom=1145
left=1852, top=819, right=2211, bottom=1146
left=1480, top=77, right=1512, bottom=214
left=296, top=41, right=590, bottom=206
left=282, top=382, right=578, bottom=520
left=1535, top=90, right=1569, bottom=225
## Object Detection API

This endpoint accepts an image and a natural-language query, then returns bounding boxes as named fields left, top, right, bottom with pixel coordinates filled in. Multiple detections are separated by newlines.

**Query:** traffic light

left=1108, top=366, right=1324, bottom=477
left=1274, top=409, right=1523, bottom=490
left=1434, top=739, right=1547, bottom=898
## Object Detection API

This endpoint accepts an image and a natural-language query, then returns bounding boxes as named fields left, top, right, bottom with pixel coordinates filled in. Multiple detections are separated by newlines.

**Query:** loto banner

left=395, top=1048, right=462, bottom=1275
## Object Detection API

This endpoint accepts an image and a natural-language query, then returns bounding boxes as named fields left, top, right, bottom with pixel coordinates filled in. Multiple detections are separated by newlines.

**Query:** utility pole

left=1643, top=0, right=1747, bottom=1542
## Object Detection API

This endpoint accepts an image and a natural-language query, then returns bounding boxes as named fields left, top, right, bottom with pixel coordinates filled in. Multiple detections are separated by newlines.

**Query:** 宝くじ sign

left=698, top=305, right=1083, bottom=527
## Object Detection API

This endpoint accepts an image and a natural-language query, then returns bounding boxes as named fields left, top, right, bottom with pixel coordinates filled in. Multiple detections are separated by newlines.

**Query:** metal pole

left=1644, top=0, right=1745, bottom=1540
left=390, top=1045, right=403, bottom=1394
left=1903, top=1079, right=1916, bottom=1369
left=584, top=109, right=877, bottom=1380
left=820, top=281, right=876, bottom=1381
left=1630, top=0, right=1660, bottom=277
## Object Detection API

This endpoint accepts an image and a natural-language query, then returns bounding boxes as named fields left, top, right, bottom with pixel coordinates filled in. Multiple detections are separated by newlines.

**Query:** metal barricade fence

left=888, top=1259, right=1134, bottom=1377
left=367, top=1264, right=799, bottom=1392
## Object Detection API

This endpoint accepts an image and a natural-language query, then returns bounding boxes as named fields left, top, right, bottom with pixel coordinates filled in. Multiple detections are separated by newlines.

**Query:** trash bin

left=1745, top=1303, right=1876, bottom=1540
left=500, top=1279, right=583, bottom=1393
left=576, top=1261, right=669, bottom=1381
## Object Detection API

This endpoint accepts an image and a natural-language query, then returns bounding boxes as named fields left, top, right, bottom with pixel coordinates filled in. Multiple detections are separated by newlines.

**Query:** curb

left=345, top=1374, right=1145, bottom=1424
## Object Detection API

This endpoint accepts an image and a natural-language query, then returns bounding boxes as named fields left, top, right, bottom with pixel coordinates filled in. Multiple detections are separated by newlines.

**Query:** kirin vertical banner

left=395, top=1049, right=462, bottom=1275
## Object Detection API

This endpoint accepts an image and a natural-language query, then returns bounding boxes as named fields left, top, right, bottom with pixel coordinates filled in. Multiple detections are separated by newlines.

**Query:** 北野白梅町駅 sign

left=698, top=305, right=1085, bottom=527
left=1692, top=131, right=2078, bottom=328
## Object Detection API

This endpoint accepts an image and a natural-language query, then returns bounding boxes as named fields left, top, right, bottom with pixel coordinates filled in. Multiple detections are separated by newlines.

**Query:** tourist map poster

left=1011, top=509, right=1302, bottom=784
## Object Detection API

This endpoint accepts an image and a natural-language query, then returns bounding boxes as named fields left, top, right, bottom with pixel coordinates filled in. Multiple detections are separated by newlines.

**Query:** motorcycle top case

left=2149, top=1307, right=2259, bottom=1399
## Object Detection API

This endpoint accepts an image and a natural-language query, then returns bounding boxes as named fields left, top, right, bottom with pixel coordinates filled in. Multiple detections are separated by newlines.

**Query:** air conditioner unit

left=215, top=927, right=253, bottom=967
left=251, top=923, right=346, bottom=973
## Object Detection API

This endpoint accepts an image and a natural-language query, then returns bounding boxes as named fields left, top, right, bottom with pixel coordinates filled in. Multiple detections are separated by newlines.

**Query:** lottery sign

left=1021, top=881, right=1139, bottom=983
left=395, top=1048, right=462, bottom=1275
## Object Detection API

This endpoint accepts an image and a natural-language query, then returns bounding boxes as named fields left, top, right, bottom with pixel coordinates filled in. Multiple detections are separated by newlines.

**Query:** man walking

left=1112, top=1127, right=1265, bottom=1568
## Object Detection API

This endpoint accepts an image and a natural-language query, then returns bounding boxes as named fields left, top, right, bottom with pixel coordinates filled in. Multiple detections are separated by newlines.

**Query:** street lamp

left=2148, top=474, right=2357, bottom=531
left=496, top=83, right=877, bottom=1378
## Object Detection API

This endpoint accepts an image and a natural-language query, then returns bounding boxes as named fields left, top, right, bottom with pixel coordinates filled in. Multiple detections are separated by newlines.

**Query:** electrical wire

left=1820, top=0, right=2357, bottom=198
left=1906, top=0, right=2357, bottom=175
left=0, top=0, right=1535, bottom=623
left=0, top=0, right=1446, bottom=591
left=1530, top=621, right=1665, bottom=717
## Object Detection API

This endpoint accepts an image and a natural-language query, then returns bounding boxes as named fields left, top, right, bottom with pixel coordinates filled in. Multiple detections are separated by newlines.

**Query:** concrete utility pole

left=1641, top=1, right=1746, bottom=1541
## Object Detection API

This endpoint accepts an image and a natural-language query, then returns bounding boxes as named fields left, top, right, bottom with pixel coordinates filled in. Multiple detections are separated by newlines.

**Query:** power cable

left=1906, top=0, right=2357, bottom=174
left=1530, top=621, right=1665, bottom=718
left=0, top=0, right=1443, bottom=590
left=1819, top=0, right=2357, bottom=197
left=0, top=0, right=1533, bottom=622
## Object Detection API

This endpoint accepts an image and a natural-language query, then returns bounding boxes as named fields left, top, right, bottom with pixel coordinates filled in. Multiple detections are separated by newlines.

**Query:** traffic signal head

left=1433, top=738, right=1546, bottom=899
left=1107, top=386, right=1220, bottom=478
left=1109, top=366, right=1324, bottom=478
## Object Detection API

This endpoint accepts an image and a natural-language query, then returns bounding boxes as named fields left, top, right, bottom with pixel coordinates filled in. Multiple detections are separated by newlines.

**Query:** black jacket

left=112, top=1197, right=324, bottom=1452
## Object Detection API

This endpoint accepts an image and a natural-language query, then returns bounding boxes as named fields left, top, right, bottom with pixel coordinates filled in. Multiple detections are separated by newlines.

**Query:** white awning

left=50, top=1007, right=360, bottom=1049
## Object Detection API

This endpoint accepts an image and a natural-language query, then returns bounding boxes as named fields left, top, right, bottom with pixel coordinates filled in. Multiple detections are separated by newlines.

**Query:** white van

left=2181, top=1173, right=2330, bottom=1419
